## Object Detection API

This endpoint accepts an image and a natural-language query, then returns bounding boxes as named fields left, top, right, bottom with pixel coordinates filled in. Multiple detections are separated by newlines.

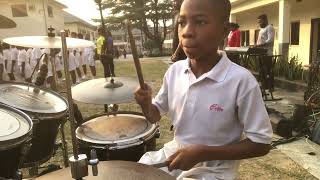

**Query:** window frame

left=11, top=4, right=28, bottom=17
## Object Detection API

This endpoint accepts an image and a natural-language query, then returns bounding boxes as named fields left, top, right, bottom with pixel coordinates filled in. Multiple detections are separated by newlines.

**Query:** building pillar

left=229, top=14, right=237, bottom=23
left=278, top=0, right=290, bottom=59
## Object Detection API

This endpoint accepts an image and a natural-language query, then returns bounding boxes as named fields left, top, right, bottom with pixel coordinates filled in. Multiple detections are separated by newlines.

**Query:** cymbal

left=2, top=36, right=94, bottom=48
left=72, top=77, right=139, bottom=104
left=36, top=160, right=175, bottom=180
left=0, top=15, right=16, bottom=29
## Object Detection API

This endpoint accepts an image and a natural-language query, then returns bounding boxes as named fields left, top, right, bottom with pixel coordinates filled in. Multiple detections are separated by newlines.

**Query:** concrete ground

left=258, top=88, right=320, bottom=179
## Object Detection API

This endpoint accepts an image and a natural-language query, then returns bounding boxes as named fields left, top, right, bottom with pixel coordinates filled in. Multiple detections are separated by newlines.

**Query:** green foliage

left=143, top=39, right=157, bottom=55
left=273, top=56, right=304, bottom=81
left=242, top=55, right=304, bottom=81
left=96, top=0, right=173, bottom=53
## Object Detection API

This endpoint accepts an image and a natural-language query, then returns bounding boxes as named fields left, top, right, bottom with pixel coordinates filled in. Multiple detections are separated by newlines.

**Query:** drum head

left=0, top=104, right=32, bottom=150
left=0, top=82, right=67, bottom=114
left=76, top=114, right=156, bottom=146
left=36, top=161, right=175, bottom=180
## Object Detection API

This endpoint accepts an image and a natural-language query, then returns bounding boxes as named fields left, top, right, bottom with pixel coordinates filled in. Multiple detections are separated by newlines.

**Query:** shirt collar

left=183, top=51, right=232, bottom=82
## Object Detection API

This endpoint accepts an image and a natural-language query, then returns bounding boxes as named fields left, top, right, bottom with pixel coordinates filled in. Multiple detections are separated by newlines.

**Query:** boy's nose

left=181, top=24, right=195, bottom=38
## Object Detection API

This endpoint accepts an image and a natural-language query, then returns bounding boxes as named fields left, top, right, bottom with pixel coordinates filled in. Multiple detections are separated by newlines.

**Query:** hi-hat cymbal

left=72, top=77, right=139, bottom=104
left=0, top=15, right=16, bottom=29
left=3, top=36, right=94, bottom=48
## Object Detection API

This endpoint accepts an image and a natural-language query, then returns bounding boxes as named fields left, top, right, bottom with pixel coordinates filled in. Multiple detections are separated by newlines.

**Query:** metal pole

left=60, top=31, right=79, bottom=160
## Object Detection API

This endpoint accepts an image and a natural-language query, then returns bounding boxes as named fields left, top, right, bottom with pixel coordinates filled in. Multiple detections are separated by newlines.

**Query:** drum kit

left=0, top=22, right=174, bottom=180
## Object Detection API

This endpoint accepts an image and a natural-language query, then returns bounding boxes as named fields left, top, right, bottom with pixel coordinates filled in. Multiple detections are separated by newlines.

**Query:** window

left=48, top=6, right=53, bottom=17
left=290, top=21, right=300, bottom=45
left=11, top=4, right=28, bottom=17
left=240, top=30, right=250, bottom=46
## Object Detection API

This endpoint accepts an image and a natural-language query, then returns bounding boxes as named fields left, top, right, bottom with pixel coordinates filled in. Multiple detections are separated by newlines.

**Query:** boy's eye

left=195, top=19, right=206, bottom=25
left=177, top=20, right=186, bottom=27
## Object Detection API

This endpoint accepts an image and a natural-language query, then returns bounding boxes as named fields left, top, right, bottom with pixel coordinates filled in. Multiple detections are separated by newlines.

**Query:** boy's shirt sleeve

left=152, top=70, right=170, bottom=115
left=237, top=84, right=273, bottom=144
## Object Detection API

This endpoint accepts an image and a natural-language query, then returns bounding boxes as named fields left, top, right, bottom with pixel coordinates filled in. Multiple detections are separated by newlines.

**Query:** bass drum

left=0, top=81, right=68, bottom=167
left=76, top=111, right=160, bottom=161
left=0, top=104, right=32, bottom=179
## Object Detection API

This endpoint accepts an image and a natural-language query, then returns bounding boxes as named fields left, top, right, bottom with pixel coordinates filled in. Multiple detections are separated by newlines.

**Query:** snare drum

left=0, top=104, right=32, bottom=179
left=76, top=112, right=159, bottom=161
left=0, top=81, right=68, bottom=166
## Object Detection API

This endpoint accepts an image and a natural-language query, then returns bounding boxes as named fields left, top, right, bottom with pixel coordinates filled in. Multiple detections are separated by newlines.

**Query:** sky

left=56, top=0, right=109, bottom=25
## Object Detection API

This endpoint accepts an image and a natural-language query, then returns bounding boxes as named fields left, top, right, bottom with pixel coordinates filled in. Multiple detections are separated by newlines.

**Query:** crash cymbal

left=36, top=160, right=175, bottom=180
left=72, top=77, right=139, bottom=104
left=2, top=36, right=94, bottom=48
left=0, top=15, right=16, bottom=29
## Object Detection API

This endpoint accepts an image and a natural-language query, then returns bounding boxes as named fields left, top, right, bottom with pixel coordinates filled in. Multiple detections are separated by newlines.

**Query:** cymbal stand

left=60, top=31, right=99, bottom=179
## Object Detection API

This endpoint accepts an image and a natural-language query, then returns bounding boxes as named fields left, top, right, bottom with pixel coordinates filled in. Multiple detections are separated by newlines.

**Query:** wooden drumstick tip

left=171, top=43, right=182, bottom=62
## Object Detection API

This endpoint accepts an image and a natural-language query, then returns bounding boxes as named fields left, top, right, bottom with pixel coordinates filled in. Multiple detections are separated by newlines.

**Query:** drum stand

left=60, top=31, right=99, bottom=179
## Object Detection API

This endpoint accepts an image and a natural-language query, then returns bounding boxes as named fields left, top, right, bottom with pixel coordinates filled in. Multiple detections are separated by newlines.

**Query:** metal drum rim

left=0, top=104, right=33, bottom=150
left=0, top=81, right=69, bottom=117
left=76, top=113, right=157, bottom=147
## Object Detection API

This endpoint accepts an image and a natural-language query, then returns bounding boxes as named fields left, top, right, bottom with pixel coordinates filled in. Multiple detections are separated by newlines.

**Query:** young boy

left=134, top=0, right=273, bottom=179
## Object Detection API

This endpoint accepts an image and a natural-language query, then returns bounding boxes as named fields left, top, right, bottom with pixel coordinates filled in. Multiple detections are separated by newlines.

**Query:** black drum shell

left=0, top=104, right=32, bottom=179
left=0, top=81, right=68, bottom=167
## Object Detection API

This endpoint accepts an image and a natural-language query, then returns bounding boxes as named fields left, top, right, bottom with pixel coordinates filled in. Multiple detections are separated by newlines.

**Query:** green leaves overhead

left=96, top=0, right=173, bottom=54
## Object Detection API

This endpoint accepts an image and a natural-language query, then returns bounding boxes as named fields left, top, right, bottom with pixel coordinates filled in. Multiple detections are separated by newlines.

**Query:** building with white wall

left=64, top=12, right=97, bottom=41
left=230, top=0, right=320, bottom=65
left=0, top=0, right=66, bottom=40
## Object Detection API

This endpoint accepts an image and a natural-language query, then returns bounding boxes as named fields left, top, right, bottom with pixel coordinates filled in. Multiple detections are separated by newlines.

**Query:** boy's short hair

left=209, top=0, right=231, bottom=22
left=258, top=14, right=268, bottom=20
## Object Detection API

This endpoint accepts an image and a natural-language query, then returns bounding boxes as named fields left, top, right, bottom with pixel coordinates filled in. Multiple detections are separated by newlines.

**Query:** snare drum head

left=76, top=114, right=156, bottom=145
left=36, top=161, right=175, bottom=180
left=0, top=82, right=67, bottom=114
left=0, top=104, right=32, bottom=150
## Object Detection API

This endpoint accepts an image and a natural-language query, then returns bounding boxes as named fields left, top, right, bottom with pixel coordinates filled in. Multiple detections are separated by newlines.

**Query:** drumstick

left=170, top=42, right=182, bottom=62
left=125, top=20, right=146, bottom=90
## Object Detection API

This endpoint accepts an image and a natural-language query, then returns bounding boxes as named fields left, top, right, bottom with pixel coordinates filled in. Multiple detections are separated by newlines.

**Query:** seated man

left=135, top=0, right=272, bottom=179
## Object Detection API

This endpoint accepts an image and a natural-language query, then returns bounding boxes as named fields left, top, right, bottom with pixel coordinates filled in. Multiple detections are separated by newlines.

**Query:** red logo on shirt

left=209, top=104, right=224, bottom=112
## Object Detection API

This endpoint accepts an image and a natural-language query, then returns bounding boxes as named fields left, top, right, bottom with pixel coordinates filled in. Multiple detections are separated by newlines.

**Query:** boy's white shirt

left=139, top=51, right=273, bottom=179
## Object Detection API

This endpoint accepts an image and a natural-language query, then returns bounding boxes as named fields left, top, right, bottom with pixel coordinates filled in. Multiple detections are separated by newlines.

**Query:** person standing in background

left=256, top=14, right=275, bottom=91
left=78, top=33, right=88, bottom=80
left=256, top=14, right=274, bottom=55
left=9, top=45, right=19, bottom=81
left=123, top=48, right=127, bottom=59
left=226, top=23, right=241, bottom=64
left=0, top=44, right=4, bottom=81
left=85, top=34, right=96, bottom=79
left=18, top=46, right=32, bottom=82
left=227, top=23, right=240, bottom=47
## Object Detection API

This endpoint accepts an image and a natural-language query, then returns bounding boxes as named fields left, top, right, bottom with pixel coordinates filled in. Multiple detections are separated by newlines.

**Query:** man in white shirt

left=256, top=14, right=275, bottom=92
left=135, top=0, right=272, bottom=179
left=256, top=14, right=274, bottom=56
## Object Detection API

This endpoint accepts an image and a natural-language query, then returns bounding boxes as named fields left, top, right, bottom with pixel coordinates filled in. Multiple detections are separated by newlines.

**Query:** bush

left=273, top=56, right=303, bottom=80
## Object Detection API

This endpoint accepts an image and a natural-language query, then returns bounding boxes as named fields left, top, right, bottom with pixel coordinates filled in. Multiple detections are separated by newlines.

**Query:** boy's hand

left=167, top=144, right=207, bottom=171
left=134, top=83, right=152, bottom=107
